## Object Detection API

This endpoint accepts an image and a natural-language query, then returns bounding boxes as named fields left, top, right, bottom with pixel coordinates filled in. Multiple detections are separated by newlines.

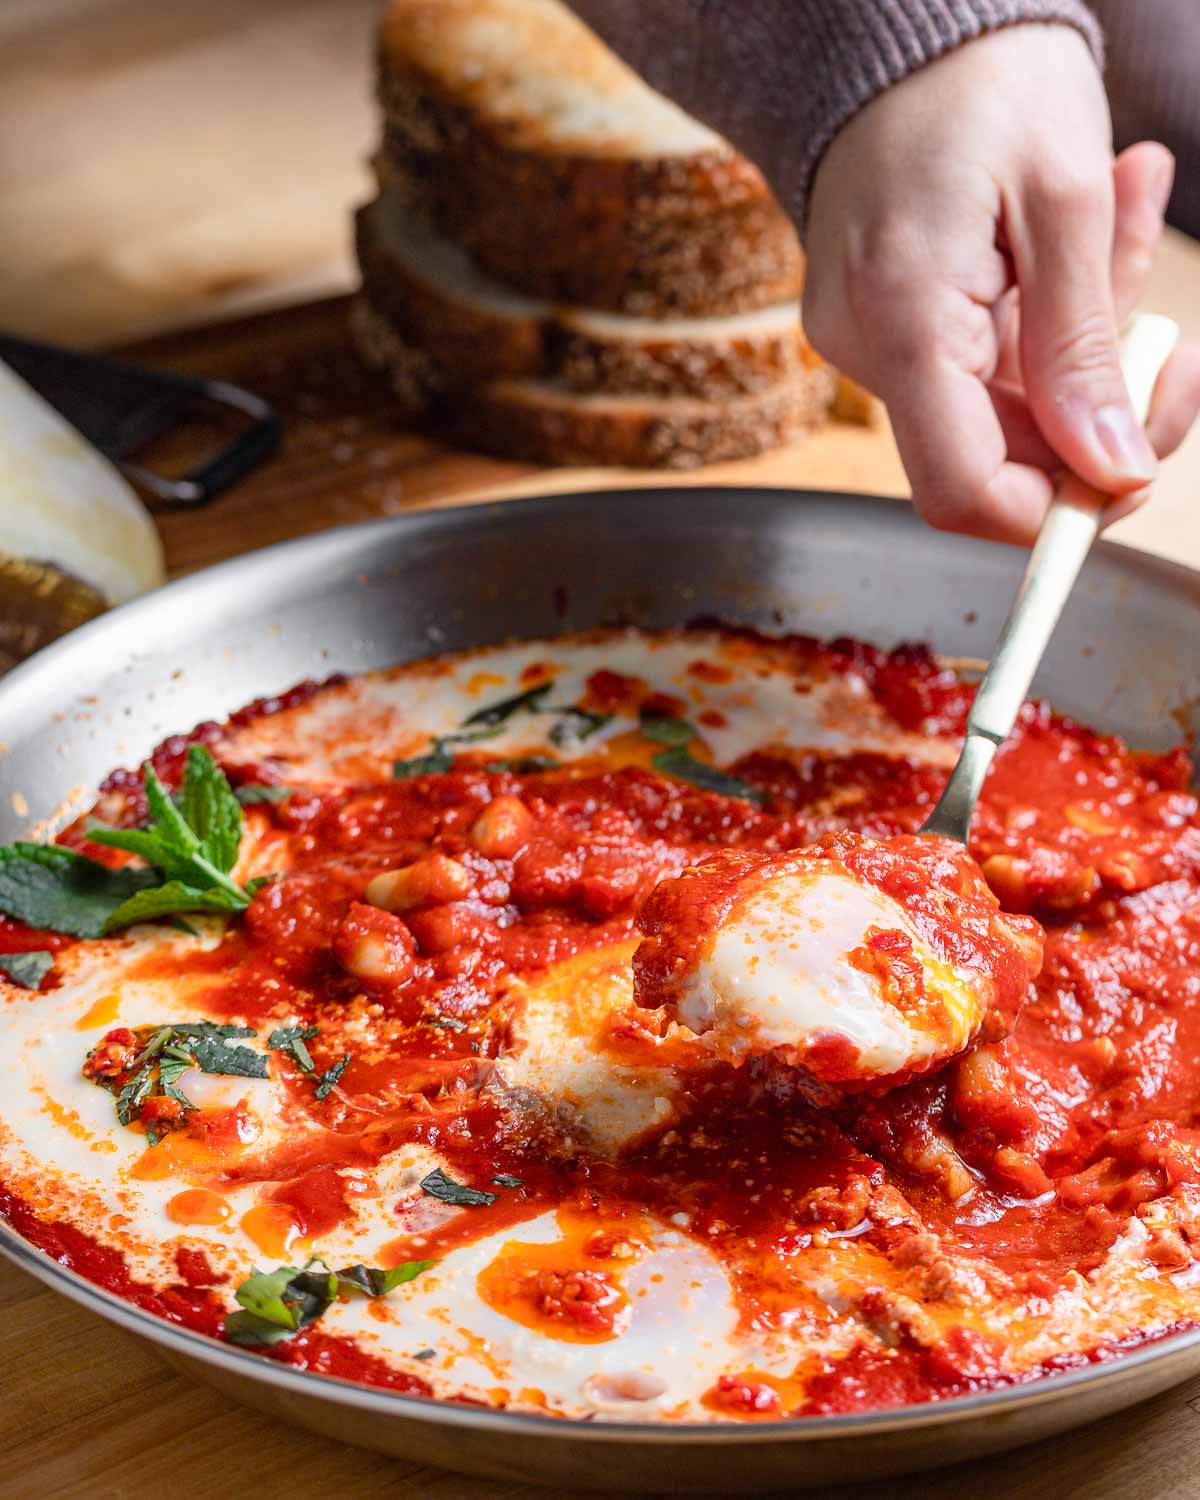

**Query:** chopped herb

left=419, top=1167, right=497, bottom=1207
left=412, top=1347, right=437, bottom=1361
left=269, top=1023, right=319, bottom=1075
left=463, top=682, right=551, bottom=728
left=393, top=741, right=455, bottom=779
left=639, top=712, right=694, bottom=747
left=245, top=874, right=280, bottom=896
left=484, top=756, right=558, bottom=773
left=548, top=707, right=611, bottom=746
left=491, top=1174, right=524, bottom=1188
left=651, top=747, right=767, bottom=805
left=235, top=784, right=295, bottom=805
left=314, top=1052, right=351, bottom=1101
left=0, top=843, right=159, bottom=939
left=189, top=1035, right=269, bottom=1078
left=335, top=1261, right=434, bottom=1297
left=224, top=1256, right=432, bottom=1347
left=95, top=1020, right=264, bottom=1133
left=0, top=949, right=54, bottom=989
left=424, top=1015, right=468, bottom=1032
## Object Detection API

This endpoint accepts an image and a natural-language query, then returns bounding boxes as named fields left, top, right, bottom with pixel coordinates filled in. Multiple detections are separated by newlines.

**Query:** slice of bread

left=376, top=0, right=803, bottom=316
left=351, top=294, right=835, bottom=468
left=356, top=193, right=822, bottom=399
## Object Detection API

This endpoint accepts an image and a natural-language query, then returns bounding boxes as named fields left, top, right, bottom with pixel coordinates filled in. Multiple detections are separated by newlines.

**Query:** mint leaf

left=491, top=1174, right=524, bottom=1188
left=178, top=745, right=243, bottom=874
left=548, top=707, right=611, bottom=745
left=419, top=1168, right=496, bottom=1207
left=639, top=712, right=694, bottom=747
left=393, top=741, right=454, bottom=778
left=189, top=1035, right=268, bottom=1078
left=0, top=950, right=54, bottom=988
left=268, top=1024, right=319, bottom=1075
left=235, top=783, right=294, bottom=805
left=0, top=844, right=159, bottom=939
left=100, top=880, right=245, bottom=936
left=651, top=748, right=766, bottom=805
left=485, top=756, right=557, bottom=773
left=335, top=1260, right=434, bottom=1297
left=463, top=682, right=551, bottom=727
left=314, top=1052, right=350, bottom=1101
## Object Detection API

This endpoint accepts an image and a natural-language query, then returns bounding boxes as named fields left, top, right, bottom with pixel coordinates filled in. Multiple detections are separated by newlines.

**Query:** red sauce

left=7, top=630, right=1200, bottom=1416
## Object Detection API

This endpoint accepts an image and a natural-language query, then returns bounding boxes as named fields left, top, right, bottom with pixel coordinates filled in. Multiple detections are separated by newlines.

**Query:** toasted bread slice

left=351, top=295, right=834, bottom=468
left=376, top=0, right=803, bottom=316
left=356, top=194, right=820, bottom=399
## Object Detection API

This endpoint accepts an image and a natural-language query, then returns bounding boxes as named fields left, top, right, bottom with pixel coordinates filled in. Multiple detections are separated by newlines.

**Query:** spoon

left=920, top=312, right=1181, bottom=845
left=631, top=314, right=1180, bottom=1099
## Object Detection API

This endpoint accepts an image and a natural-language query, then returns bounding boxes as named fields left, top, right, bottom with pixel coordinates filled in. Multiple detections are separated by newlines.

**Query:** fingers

left=1010, top=159, right=1158, bottom=496
left=1103, top=343, right=1200, bottom=525
left=885, top=349, right=1053, bottom=544
left=1110, top=142, right=1174, bottom=321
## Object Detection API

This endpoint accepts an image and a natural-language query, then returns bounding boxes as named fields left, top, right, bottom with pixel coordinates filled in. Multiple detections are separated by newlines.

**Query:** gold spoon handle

left=920, top=312, right=1181, bottom=844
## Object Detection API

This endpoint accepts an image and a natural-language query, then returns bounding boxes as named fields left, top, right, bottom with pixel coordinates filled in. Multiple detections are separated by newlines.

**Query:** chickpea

left=981, top=853, right=1030, bottom=910
left=332, top=901, right=415, bottom=983
left=365, top=853, right=472, bottom=911
left=469, top=795, right=533, bottom=859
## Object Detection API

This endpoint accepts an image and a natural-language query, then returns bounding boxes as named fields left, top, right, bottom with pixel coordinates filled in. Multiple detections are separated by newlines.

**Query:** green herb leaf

left=235, top=784, right=295, bottom=805
left=171, top=1022, right=256, bottom=1040
left=424, top=1015, right=468, bottom=1032
left=491, top=1174, right=524, bottom=1188
left=269, top=1023, right=319, bottom=1075
left=651, top=748, right=767, bottom=805
left=463, top=682, right=551, bottom=728
left=0, top=844, right=159, bottom=939
left=314, top=1052, right=351, bottom=1101
left=0, top=949, right=54, bottom=988
left=548, top=708, right=611, bottom=746
left=639, top=712, right=694, bottom=747
left=484, top=756, right=558, bottom=773
left=189, top=1035, right=269, bottom=1078
left=100, top=880, right=246, bottom=936
left=335, top=1260, right=434, bottom=1297
left=178, top=745, right=244, bottom=874
left=230, top=1260, right=335, bottom=1338
left=244, top=874, right=279, bottom=897
left=412, top=1347, right=436, bottom=1361
left=393, top=741, right=454, bottom=779
left=419, top=1167, right=497, bottom=1207
left=90, top=748, right=250, bottom=929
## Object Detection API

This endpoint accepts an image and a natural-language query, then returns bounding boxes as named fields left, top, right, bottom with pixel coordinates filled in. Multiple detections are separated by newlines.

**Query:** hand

left=802, top=26, right=1200, bottom=542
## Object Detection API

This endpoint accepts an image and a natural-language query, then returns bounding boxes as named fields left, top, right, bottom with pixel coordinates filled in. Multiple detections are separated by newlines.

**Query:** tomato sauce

left=6, top=632, right=1200, bottom=1418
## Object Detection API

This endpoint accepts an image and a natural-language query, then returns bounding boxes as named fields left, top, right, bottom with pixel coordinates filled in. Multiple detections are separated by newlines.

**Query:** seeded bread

left=356, top=194, right=823, bottom=400
left=351, top=294, right=835, bottom=468
left=376, top=0, right=803, bottom=316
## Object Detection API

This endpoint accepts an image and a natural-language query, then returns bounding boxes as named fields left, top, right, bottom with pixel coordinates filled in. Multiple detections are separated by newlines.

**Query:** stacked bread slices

left=354, top=0, right=837, bottom=468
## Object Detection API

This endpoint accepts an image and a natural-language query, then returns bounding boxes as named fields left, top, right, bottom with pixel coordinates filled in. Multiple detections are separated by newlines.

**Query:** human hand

left=802, top=25, right=1200, bottom=542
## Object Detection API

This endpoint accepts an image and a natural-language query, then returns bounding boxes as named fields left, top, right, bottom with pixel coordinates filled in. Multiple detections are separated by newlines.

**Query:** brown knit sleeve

left=567, top=1, right=1104, bottom=235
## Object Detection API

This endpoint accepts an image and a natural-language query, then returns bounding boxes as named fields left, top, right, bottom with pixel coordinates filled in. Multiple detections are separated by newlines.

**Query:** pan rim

left=3, top=484, right=1200, bottom=1445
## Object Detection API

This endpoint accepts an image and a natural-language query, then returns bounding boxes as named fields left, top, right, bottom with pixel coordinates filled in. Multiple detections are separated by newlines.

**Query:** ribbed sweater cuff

left=790, top=2, right=1104, bottom=230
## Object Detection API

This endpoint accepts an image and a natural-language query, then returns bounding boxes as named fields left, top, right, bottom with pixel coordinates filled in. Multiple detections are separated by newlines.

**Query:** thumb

left=1013, top=166, right=1157, bottom=495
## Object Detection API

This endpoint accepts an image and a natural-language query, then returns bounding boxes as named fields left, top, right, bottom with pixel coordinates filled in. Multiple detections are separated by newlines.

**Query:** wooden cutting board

left=3, top=295, right=1200, bottom=1500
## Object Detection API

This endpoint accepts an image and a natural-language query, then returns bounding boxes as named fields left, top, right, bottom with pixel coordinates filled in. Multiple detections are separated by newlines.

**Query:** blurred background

left=2, top=0, right=1196, bottom=348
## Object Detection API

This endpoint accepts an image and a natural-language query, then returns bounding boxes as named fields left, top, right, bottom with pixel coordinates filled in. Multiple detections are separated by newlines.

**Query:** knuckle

left=1036, top=306, right=1122, bottom=388
left=1028, top=158, right=1107, bottom=222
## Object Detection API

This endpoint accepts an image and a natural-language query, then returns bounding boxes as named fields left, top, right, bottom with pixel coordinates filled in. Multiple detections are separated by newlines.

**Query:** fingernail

left=1091, top=404, right=1157, bottom=484
left=1150, top=152, right=1176, bottom=217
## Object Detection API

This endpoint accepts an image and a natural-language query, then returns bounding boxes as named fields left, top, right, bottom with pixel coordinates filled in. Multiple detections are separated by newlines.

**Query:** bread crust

left=350, top=294, right=835, bottom=467
left=375, top=0, right=804, bottom=316
left=356, top=196, right=817, bottom=399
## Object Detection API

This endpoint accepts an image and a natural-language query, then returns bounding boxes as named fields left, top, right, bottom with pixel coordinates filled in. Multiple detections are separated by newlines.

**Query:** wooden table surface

left=6, top=5, right=1200, bottom=1496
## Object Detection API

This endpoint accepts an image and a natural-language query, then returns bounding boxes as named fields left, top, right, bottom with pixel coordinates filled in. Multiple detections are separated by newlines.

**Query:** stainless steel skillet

left=2, top=487, right=1200, bottom=1493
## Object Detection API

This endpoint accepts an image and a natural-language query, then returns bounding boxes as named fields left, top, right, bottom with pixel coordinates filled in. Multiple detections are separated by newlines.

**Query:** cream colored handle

left=922, top=312, right=1180, bottom=843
